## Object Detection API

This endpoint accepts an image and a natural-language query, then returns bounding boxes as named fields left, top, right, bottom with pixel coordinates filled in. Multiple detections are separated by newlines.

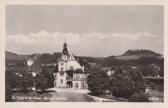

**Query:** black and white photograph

left=5, top=5, right=164, bottom=102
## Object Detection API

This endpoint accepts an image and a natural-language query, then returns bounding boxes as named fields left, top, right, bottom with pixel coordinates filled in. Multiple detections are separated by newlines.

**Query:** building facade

left=54, top=42, right=88, bottom=89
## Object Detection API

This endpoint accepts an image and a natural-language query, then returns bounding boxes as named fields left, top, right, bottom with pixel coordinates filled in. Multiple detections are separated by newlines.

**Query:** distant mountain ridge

left=115, top=49, right=162, bottom=60
left=6, top=49, right=162, bottom=65
left=122, top=49, right=161, bottom=57
left=101, top=49, right=163, bottom=67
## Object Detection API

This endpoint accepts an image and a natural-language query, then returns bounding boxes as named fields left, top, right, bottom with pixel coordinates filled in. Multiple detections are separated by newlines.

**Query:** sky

left=6, top=5, right=164, bottom=57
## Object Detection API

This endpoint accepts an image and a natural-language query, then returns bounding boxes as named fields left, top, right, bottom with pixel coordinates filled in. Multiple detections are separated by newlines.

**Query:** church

left=53, top=42, right=88, bottom=89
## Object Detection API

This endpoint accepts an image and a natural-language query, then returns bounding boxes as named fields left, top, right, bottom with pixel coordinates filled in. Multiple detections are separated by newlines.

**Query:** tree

left=5, top=83, right=12, bottom=102
left=109, top=67, right=147, bottom=99
left=5, top=70, right=23, bottom=101
left=35, top=69, right=55, bottom=92
left=5, top=70, right=22, bottom=89
left=35, top=73, right=48, bottom=92
left=87, top=66, right=109, bottom=95
left=21, top=72, right=34, bottom=92
left=128, top=68, right=146, bottom=93
left=41, top=69, right=55, bottom=88
left=109, top=73, right=135, bottom=98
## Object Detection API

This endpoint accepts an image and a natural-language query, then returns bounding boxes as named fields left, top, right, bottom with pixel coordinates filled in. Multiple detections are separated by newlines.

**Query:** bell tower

left=62, top=42, right=68, bottom=55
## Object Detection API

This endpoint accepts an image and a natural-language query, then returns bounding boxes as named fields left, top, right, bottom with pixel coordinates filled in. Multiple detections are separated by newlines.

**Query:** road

left=49, top=88, right=94, bottom=102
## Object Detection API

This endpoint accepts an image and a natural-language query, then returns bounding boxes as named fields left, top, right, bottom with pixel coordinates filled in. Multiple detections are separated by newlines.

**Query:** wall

left=56, top=72, right=67, bottom=87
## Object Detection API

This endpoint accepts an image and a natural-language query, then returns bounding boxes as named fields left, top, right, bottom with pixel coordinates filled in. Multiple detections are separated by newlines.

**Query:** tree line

left=5, top=69, right=54, bottom=101
left=87, top=65, right=149, bottom=102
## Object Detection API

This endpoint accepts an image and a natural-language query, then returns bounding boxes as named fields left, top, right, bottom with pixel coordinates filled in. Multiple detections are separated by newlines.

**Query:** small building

left=54, top=42, right=88, bottom=89
left=102, top=67, right=115, bottom=76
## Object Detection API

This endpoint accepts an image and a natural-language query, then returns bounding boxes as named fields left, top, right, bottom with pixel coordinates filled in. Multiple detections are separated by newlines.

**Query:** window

left=70, top=66, right=74, bottom=70
left=61, top=67, right=64, bottom=71
left=60, top=71, right=64, bottom=76
left=60, top=79, right=63, bottom=84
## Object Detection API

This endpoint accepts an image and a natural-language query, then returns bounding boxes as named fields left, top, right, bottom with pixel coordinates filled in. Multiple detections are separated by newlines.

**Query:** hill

left=123, top=49, right=161, bottom=56
left=6, top=49, right=163, bottom=67
left=115, top=49, right=162, bottom=60
left=101, top=49, right=163, bottom=67
left=5, top=51, right=29, bottom=61
left=37, top=53, right=61, bottom=64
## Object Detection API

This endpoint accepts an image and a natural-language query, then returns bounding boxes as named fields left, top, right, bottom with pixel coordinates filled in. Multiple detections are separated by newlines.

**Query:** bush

left=128, top=92, right=149, bottom=102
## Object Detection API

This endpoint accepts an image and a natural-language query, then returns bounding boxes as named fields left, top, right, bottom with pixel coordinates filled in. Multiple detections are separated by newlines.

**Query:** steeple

left=62, top=42, right=68, bottom=55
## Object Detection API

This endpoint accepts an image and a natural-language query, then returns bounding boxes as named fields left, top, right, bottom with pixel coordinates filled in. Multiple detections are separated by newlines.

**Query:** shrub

left=128, top=92, right=149, bottom=102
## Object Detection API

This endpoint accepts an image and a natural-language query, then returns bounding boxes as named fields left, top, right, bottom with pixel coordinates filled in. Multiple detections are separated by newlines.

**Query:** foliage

left=38, top=53, right=61, bottom=64
left=42, top=69, right=54, bottom=88
left=108, top=67, right=147, bottom=98
left=5, top=83, right=12, bottom=102
left=140, top=63, right=163, bottom=77
left=21, top=72, right=34, bottom=92
left=5, top=70, right=22, bottom=89
left=128, top=92, right=149, bottom=102
left=109, top=71, right=135, bottom=98
left=35, top=73, right=48, bottom=92
left=87, top=66, right=109, bottom=95
left=35, top=69, right=55, bottom=92
left=5, top=70, right=34, bottom=101
left=128, top=68, right=146, bottom=93
left=101, top=56, right=163, bottom=77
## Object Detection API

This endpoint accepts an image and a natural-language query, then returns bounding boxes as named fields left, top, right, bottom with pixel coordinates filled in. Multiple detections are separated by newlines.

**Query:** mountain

left=6, top=49, right=163, bottom=67
left=5, top=51, right=29, bottom=61
left=123, top=49, right=161, bottom=57
left=115, top=49, right=162, bottom=60
left=101, top=49, right=163, bottom=67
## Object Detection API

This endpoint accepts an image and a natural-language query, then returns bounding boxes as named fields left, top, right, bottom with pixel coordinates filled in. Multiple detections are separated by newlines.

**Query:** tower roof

left=62, top=42, right=68, bottom=55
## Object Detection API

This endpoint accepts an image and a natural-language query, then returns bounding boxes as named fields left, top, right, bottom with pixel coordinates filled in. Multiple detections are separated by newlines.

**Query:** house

left=54, top=42, right=88, bottom=89
left=27, top=55, right=42, bottom=76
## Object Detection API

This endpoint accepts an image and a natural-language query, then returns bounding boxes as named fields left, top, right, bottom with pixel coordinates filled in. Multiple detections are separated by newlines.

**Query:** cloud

left=6, top=30, right=163, bottom=56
